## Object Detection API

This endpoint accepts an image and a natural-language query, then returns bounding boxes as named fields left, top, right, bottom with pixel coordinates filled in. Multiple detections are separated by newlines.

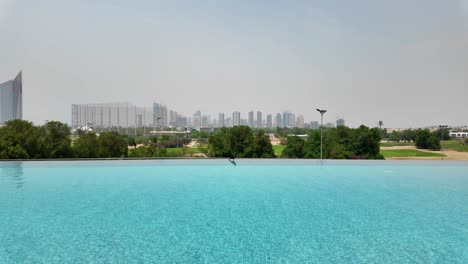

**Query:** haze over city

left=0, top=0, right=467, bottom=128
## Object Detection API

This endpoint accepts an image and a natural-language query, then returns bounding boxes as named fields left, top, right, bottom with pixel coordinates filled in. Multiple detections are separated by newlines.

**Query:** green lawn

left=273, top=145, right=286, bottom=157
left=380, top=141, right=414, bottom=147
left=441, top=140, right=468, bottom=152
left=381, top=149, right=445, bottom=158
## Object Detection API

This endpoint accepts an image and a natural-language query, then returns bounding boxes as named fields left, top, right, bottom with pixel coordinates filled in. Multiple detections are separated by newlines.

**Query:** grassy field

left=273, top=145, right=286, bottom=157
left=380, top=141, right=414, bottom=147
left=381, top=149, right=445, bottom=158
left=441, top=140, right=468, bottom=152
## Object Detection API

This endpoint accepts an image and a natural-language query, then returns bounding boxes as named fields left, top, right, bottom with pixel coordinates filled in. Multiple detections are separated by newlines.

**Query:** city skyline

left=70, top=99, right=348, bottom=132
left=1, top=1, right=467, bottom=127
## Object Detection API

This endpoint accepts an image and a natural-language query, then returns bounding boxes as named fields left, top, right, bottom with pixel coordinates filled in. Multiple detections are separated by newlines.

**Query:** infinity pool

left=0, top=160, right=467, bottom=263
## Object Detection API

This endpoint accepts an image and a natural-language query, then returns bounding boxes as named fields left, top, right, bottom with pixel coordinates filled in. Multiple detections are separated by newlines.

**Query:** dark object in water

left=228, top=156, right=236, bottom=166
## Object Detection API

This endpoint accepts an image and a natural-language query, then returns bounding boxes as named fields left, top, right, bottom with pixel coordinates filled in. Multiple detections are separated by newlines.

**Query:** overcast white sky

left=0, top=0, right=467, bottom=128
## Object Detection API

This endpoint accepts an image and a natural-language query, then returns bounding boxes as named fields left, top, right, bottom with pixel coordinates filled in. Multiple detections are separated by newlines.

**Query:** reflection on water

left=1, top=162, right=25, bottom=188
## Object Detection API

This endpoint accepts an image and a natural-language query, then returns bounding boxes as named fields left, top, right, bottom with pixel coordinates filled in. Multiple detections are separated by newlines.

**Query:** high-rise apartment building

left=168, top=110, right=178, bottom=127
left=256, top=111, right=262, bottom=128
left=153, top=102, right=168, bottom=127
left=310, top=121, right=319, bottom=129
left=0, top=71, right=22, bottom=124
left=336, top=117, right=345, bottom=127
left=266, top=114, right=272, bottom=128
left=275, top=113, right=282, bottom=128
left=289, top=113, right=296, bottom=127
left=225, top=117, right=232, bottom=127
left=248, top=111, right=254, bottom=128
left=233, top=111, right=241, bottom=126
left=282, top=111, right=290, bottom=128
left=192, top=110, right=201, bottom=129
left=218, top=113, right=225, bottom=127
left=201, top=115, right=209, bottom=128
left=296, top=115, right=304, bottom=128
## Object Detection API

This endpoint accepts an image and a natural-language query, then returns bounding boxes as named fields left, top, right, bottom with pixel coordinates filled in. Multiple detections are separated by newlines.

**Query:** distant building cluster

left=0, top=71, right=22, bottom=124
left=71, top=102, right=188, bottom=134
left=71, top=101, right=346, bottom=134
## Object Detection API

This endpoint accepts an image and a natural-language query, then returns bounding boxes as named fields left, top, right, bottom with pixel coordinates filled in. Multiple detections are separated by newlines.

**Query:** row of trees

left=388, top=128, right=449, bottom=143
left=0, top=120, right=198, bottom=159
left=282, top=125, right=383, bottom=159
left=387, top=128, right=442, bottom=150
left=0, top=120, right=129, bottom=159
left=208, top=126, right=275, bottom=158
left=0, top=120, right=73, bottom=159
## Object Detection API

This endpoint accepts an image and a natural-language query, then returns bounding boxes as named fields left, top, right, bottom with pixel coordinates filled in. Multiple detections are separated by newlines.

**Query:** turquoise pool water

left=0, top=160, right=467, bottom=263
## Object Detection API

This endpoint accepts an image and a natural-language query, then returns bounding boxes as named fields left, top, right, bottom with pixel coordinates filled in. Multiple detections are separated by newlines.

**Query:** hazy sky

left=0, top=0, right=467, bottom=128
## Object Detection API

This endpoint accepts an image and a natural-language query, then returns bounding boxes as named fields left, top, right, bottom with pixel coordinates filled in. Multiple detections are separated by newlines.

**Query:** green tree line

left=0, top=120, right=194, bottom=159
left=208, top=126, right=275, bottom=158
left=388, top=128, right=442, bottom=150
left=281, top=125, right=383, bottom=159
left=0, top=120, right=128, bottom=159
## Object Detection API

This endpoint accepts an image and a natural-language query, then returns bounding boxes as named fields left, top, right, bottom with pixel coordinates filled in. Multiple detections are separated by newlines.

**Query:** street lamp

left=316, top=109, right=327, bottom=160
left=439, top=124, right=448, bottom=146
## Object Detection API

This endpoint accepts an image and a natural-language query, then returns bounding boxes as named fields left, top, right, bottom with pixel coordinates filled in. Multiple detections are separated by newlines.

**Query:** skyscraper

left=256, top=111, right=262, bottom=128
left=275, top=113, right=282, bottom=128
left=282, top=111, right=290, bottom=128
left=153, top=102, right=168, bottom=128
left=336, top=117, right=345, bottom=127
left=201, top=115, right=209, bottom=128
left=0, top=71, right=22, bottom=124
left=218, top=113, right=225, bottom=127
left=248, top=111, right=254, bottom=128
left=289, top=113, right=296, bottom=127
left=310, top=121, right=319, bottom=129
left=296, top=115, right=304, bottom=128
left=192, top=110, right=201, bottom=129
left=233, top=111, right=241, bottom=126
left=266, top=114, right=272, bottom=128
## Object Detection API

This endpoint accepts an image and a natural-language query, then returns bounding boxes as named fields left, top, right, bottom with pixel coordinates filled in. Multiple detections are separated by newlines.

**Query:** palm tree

left=378, top=121, right=383, bottom=130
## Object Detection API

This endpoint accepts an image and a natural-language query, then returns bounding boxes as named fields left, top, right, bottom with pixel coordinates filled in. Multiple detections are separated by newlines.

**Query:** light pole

left=316, top=109, right=327, bottom=160
left=439, top=125, right=448, bottom=158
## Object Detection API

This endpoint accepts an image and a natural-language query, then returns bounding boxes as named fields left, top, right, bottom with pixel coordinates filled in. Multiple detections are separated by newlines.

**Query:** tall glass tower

left=0, top=71, right=22, bottom=124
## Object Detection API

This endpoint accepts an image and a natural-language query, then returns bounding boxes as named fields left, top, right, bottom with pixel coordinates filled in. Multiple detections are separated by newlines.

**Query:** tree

left=128, top=145, right=167, bottom=157
left=281, top=136, right=305, bottom=158
left=73, top=132, right=98, bottom=158
left=401, top=129, right=416, bottom=142
left=388, top=131, right=402, bottom=142
left=353, top=126, right=381, bottom=159
left=0, top=119, right=42, bottom=159
left=97, top=132, right=128, bottom=158
left=41, top=121, right=72, bottom=158
left=432, top=128, right=450, bottom=141
left=378, top=121, right=383, bottom=130
left=415, top=129, right=440, bottom=150
left=303, top=130, right=321, bottom=158
left=427, top=136, right=441, bottom=150
left=207, top=128, right=230, bottom=157
left=286, top=125, right=383, bottom=159
left=251, top=130, right=275, bottom=158
left=207, top=127, right=274, bottom=158
left=225, top=126, right=254, bottom=157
